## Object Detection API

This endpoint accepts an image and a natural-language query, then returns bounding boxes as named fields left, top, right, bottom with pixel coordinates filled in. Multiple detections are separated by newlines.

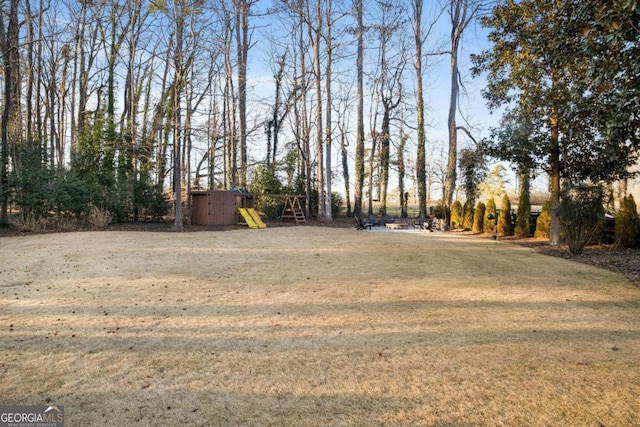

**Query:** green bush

left=615, top=195, right=639, bottom=248
left=51, top=171, right=91, bottom=217
left=450, top=200, right=463, bottom=229
left=10, top=145, right=54, bottom=218
left=497, top=194, right=513, bottom=236
left=560, top=184, right=604, bottom=255
left=473, top=202, right=485, bottom=232
left=331, top=192, right=343, bottom=219
left=432, top=204, right=446, bottom=219
left=515, top=193, right=531, bottom=238
left=534, top=200, right=551, bottom=239
left=484, top=198, right=496, bottom=232
left=251, top=165, right=285, bottom=219
left=462, top=200, right=474, bottom=230
left=136, top=182, right=170, bottom=220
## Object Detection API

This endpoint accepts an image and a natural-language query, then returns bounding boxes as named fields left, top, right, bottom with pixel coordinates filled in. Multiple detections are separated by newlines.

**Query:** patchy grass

left=1, top=227, right=639, bottom=426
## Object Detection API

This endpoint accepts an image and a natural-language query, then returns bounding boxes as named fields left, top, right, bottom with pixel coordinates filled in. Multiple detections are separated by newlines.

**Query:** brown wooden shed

left=191, top=190, right=239, bottom=226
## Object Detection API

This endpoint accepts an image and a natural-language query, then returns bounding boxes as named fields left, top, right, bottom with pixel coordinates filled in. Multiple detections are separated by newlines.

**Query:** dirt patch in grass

left=1, top=227, right=639, bottom=426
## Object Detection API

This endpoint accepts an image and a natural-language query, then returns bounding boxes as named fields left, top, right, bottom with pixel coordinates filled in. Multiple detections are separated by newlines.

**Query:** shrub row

left=451, top=187, right=640, bottom=252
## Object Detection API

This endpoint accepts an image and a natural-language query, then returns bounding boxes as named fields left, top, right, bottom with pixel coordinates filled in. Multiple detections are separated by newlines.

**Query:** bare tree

left=0, top=0, right=21, bottom=220
left=443, top=0, right=484, bottom=223
left=352, top=0, right=365, bottom=218
left=166, top=0, right=205, bottom=230
left=235, top=0, right=255, bottom=188
left=323, top=0, right=334, bottom=222
left=411, top=0, right=445, bottom=216
left=371, top=0, right=405, bottom=215
left=265, top=52, right=296, bottom=166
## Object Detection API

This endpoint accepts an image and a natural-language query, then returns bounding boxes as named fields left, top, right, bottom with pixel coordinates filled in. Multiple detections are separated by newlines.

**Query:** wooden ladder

left=281, top=195, right=306, bottom=224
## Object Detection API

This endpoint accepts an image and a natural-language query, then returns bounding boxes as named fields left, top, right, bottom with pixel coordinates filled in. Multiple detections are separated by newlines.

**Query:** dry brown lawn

left=1, top=226, right=639, bottom=426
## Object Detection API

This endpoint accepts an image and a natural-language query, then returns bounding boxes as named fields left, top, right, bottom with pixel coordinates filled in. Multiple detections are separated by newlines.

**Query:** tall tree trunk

left=295, top=0, right=312, bottom=219
left=340, top=125, right=351, bottom=216
left=0, top=0, right=21, bottom=221
left=413, top=0, right=427, bottom=217
left=549, top=111, right=561, bottom=245
left=515, top=164, right=531, bottom=238
left=236, top=0, right=250, bottom=188
left=324, top=0, right=333, bottom=222
left=312, top=0, right=325, bottom=221
left=379, top=111, right=390, bottom=215
left=398, top=127, right=407, bottom=218
left=154, top=41, right=173, bottom=190
left=367, top=135, right=377, bottom=215
left=444, top=0, right=479, bottom=225
left=353, top=0, right=365, bottom=218
left=221, top=0, right=236, bottom=188
left=444, top=32, right=460, bottom=224
left=75, top=1, right=97, bottom=158
left=58, top=45, right=70, bottom=169
left=25, top=0, right=34, bottom=146
left=171, top=0, right=186, bottom=231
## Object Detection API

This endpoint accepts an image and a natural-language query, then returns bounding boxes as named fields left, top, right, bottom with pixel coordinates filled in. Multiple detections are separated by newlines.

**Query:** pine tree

left=451, top=200, right=463, bottom=229
left=497, top=194, right=513, bottom=236
left=473, top=201, right=485, bottom=232
left=534, top=200, right=551, bottom=239
left=483, top=198, right=496, bottom=233
left=462, top=199, right=474, bottom=230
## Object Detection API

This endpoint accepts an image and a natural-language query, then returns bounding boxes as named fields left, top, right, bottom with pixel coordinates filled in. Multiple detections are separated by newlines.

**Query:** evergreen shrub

left=462, top=200, right=474, bottom=230
left=450, top=200, right=463, bottom=229
left=534, top=200, right=551, bottom=239
left=484, top=198, right=496, bottom=233
left=252, top=165, right=285, bottom=219
left=615, top=195, right=639, bottom=248
left=515, top=192, right=531, bottom=238
left=560, top=184, right=604, bottom=255
left=473, top=202, right=485, bottom=232
left=497, top=194, right=513, bottom=236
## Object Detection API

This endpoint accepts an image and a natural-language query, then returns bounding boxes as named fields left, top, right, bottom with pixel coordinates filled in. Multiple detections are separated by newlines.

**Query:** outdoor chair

left=414, top=216, right=434, bottom=232
left=354, top=216, right=371, bottom=230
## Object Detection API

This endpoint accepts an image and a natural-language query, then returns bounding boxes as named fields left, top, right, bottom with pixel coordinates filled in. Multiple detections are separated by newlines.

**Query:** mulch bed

left=509, top=238, right=640, bottom=287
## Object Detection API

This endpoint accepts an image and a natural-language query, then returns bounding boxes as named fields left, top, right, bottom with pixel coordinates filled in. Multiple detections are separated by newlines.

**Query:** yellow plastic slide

left=238, top=208, right=259, bottom=229
left=247, top=208, right=267, bottom=228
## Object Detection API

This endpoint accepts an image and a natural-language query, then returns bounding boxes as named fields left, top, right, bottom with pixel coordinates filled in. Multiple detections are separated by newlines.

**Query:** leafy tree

left=483, top=108, right=535, bottom=238
left=477, top=164, right=506, bottom=202
left=497, top=194, right=513, bottom=236
left=473, top=0, right=640, bottom=245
